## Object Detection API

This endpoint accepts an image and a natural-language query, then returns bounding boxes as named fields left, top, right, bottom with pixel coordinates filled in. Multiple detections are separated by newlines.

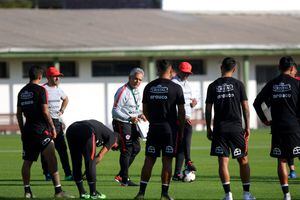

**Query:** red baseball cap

left=46, top=66, right=63, bottom=77
left=179, top=62, right=193, bottom=74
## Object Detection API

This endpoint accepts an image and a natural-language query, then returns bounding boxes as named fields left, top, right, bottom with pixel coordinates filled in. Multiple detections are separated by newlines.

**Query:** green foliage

left=0, top=0, right=33, bottom=8
left=0, top=130, right=299, bottom=199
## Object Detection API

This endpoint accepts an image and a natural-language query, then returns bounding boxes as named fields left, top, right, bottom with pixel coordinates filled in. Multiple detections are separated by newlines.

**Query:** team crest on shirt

left=216, top=84, right=234, bottom=93
left=165, top=146, right=174, bottom=154
left=148, top=146, right=155, bottom=153
left=233, top=148, right=242, bottom=156
left=272, top=147, right=281, bottom=155
left=215, top=146, right=224, bottom=154
left=293, top=147, right=300, bottom=155
left=125, top=134, right=131, bottom=140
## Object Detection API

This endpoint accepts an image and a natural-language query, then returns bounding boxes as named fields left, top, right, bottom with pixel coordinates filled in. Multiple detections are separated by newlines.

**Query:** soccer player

left=171, top=61, right=197, bottom=181
left=112, top=67, right=146, bottom=186
left=206, top=57, right=255, bottom=200
left=17, top=66, right=73, bottom=198
left=134, top=60, right=185, bottom=200
left=253, top=56, right=300, bottom=200
left=66, top=119, right=119, bottom=199
left=41, top=66, right=73, bottom=181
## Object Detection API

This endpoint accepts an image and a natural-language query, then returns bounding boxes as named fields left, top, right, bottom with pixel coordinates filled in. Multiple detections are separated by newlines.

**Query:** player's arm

left=241, top=100, right=250, bottom=137
left=205, top=103, right=213, bottom=141
left=253, top=86, right=271, bottom=126
left=96, top=146, right=109, bottom=164
left=59, top=95, right=69, bottom=115
left=16, top=106, right=24, bottom=134
left=42, top=104, right=57, bottom=138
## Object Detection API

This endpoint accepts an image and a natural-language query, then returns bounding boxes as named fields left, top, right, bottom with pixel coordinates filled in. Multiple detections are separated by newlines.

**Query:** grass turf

left=0, top=129, right=299, bottom=199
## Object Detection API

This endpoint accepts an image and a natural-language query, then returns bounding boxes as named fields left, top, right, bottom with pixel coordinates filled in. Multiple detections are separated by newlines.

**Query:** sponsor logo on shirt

left=215, top=146, right=224, bottom=154
left=149, top=85, right=168, bottom=100
left=150, top=85, right=168, bottom=94
left=165, top=146, right=174, bottom=154
left=216, top=84, right=234, bottom=93
left=293, top=146, right=300, bottom=155
left=233, top=148, right=242, bottom=156
left=273, top=82, right=291, bottom=93
left=272, top=147, right=281, bottom=155
left=20, top=90, right=33, bottom=99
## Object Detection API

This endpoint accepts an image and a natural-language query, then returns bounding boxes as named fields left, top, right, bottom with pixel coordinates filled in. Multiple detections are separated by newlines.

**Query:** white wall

left=163, top=0, right=300, bottom=13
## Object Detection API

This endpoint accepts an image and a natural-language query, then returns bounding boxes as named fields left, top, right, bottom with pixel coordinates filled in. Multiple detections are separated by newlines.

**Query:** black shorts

left=210, top=131, right=247, bottom=158
left=112, top=120, right=140, bottom=153
left=22, top=125, right=52, bottom=161
left=145, top=122, right=178, bottom=158
left=270, top=131, right=300, bottom=159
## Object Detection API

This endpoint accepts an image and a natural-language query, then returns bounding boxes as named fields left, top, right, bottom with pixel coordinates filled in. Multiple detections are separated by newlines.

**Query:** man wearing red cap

left=41, top=66, right=73, bottom=181
left=171, top=61, right=197, bottom=181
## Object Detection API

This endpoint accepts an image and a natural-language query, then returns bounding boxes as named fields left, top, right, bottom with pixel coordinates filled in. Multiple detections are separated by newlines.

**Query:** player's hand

left=190, top=98, right=198, bottom=108
left=186, top=118, right=192, bottom=125
left=130, top=117, right=139, bottom=124
left=207, top=128, right=213, bottom=141
left=138, top=114, right=147, bottom=122
left=51, top=128, right=57, bottom=139
left=96, top=153, right=103, bottom=165
left=263, top=120, right=272, bottom=126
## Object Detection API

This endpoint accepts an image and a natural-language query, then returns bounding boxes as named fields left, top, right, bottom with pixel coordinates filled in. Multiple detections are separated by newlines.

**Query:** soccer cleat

left=45, top=173, right=52, bottom=181
left=134, top=193, right=144, bottom=200
left=243, top=192, right=256, bottom=200
left=24, top=192, right=35, bottom=199
left=64, top=175, right=74, bottom=181
left=90, top=191, right=106, bottom=199
left=54, top=191, right=75, bottom=198
left=120, top=180, right=139, bottom=186
left=288, top=171, right=297, bottom=179
left=172, top=173, right=183, bottom=181
left=114, top=175, right=122, bottom=183
left=284, top=193, right=291, bottom=200
left=222, top=192, right=233, bottom=200
left=186, top=160, right=197, bottom=171
left=80, top=193, right=90, bottom=199
left=160, top=194, right=174, bottom=200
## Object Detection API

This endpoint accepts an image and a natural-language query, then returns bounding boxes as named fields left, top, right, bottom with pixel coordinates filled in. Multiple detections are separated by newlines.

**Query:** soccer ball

left=182, top=169, right=196, bottom=182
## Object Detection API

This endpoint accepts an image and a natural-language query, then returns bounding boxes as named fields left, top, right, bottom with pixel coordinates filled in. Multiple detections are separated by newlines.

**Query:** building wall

left=1, top=55, right=299, bottom=130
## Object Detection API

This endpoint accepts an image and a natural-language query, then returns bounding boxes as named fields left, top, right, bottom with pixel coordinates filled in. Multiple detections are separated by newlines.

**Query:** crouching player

left=66, top=120, right=119, bottom=199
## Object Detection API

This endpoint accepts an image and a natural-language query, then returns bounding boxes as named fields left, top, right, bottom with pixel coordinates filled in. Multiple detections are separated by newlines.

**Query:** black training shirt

left=17, top=83, right=48, bottom=128
left=83, top=120, right=116, bottom=149
left=206, top=77, right=248, bottom=132
left=253, top=74, right=300, bottom=134
left=142, top=78, right=185, bottom=124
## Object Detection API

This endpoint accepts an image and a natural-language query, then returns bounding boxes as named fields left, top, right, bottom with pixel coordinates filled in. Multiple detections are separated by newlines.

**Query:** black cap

left=279, top=56, right=296, bottom=68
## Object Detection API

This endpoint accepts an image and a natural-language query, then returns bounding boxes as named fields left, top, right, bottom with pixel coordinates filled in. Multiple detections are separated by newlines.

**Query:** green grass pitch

left=0, top=129, right=299, bottom=199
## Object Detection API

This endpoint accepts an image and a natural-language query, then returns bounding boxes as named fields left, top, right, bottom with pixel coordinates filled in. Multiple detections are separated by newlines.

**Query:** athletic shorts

left=270, top=131, right=300, bottom=159
left=22, top=124, right=52, bottom=161
left=112, top=120, right=140, bottom=153
left=145, top=122, right=178, bottom=158
left=210, top=131, right=247, bottom=158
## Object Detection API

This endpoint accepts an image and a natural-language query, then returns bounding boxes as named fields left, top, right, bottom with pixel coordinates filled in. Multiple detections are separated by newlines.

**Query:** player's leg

left=287, top=158, right=296, bottom=178
left=278, top=158, right=291, bottom=200
left=22, top=160, right=34, bottom=198
left=173, top=144, right=184, bottom=180
left=161, top=156, right=173, bottom=199
left=40, top=154, right=51, bottom=180
left=184, top=122, right=196, bottom=171
left=83, top=132, right=106, bottom=199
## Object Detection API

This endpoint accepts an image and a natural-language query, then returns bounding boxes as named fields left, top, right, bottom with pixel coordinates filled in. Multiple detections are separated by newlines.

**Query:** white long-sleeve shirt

left=172, top=75, right=194, bottom=119
left=112, top=83, right=142, bottom=123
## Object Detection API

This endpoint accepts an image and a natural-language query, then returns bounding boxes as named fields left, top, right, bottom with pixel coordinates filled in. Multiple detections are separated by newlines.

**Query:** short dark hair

left=279, top=56, right=296, bottom=72
left=157, top=60, right=172, bottom=73
left=29, top=66, right=43, bottom=81
left=221, top=57, right=236, bottom=72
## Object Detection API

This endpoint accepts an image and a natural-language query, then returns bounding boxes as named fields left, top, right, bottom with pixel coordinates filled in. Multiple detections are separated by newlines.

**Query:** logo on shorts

left=215, top=146, right=223, bottom=154
left=165, top=146, right=173, bottom=154
left=272, top=147, right=281, bottom=155
left=125, top=134, right=131, bottom=140
left=293, top=146, right=300, bottom=155
left=148, top=146, right=155, bottom=154
left=42, top=138, right=51, bottom=146
left=233, top=148, right=242, bottom=156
